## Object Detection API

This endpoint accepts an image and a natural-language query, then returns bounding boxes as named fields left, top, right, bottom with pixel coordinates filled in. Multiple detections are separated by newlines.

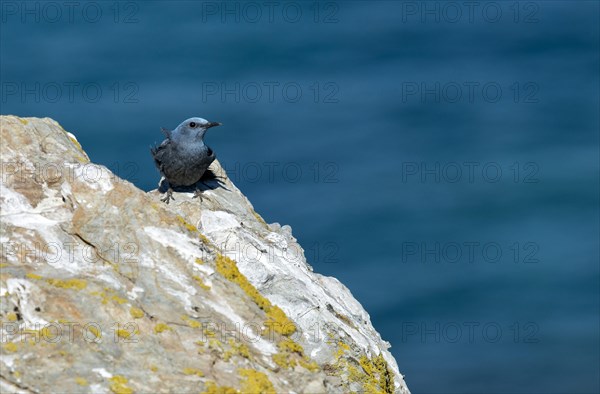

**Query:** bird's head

left=174, top=117, right=221, bottom=140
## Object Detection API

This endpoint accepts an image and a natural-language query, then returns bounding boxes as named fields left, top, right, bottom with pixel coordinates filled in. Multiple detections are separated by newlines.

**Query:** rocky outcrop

left=0, top=115, right=409, bottom=394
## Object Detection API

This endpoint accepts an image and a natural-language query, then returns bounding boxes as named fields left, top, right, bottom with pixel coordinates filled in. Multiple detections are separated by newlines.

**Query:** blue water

left=2, top=1, right=598, bottom=392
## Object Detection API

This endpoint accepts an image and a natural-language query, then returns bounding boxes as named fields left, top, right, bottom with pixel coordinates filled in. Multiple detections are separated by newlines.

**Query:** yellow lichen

left=75, top=377, right=88, bottom=386
left=347, top=363, right=364, bottom=383
left=88, top=326, right=102, bottom=339
left=277, top=338, right=303, bottom=354
left=46, top=278, right=87, bottom=290
left=182, top=367, right=204, bottom=377
left=20, top=328, right=38, bottom=342
left=202, top=381, right=239, bottom=394
left=216, top=254, right=265, bottom=305
left=149, top=365, right=158, bottom=372
left=195, top=340, right=206, bottom=354
left=68, top=135, right=83, bottom=152
left=94, top=288, right=128, bottom=305
left=181, top=315, right=202, bottom=328
left=354, top=354, right=396, bottom=394
left=193, top=275, right=211, bottom=291
left=40, top=326, right=61, bottom=341
left=3, top=342, right=18, bottom=352
left=116, top=329, right=133, bottom=339
left=199, top=234, right=212, bottom=245
left=62, top=127, right=87, bottom=160
left=272, top=352, right=294, bottom=369
left=154, top=323, right=171, bottom=334
left=175, top=216, right=214, bottom=247
left=18, top=117, right=28, bottom=125
left=372, top=354, right=394, bottom=393
left=203, top=327, right=216, bottom=338
left=335, top=341, right=351, bottom=358
left=252, top=211, right=268, bottom=227
left=223, top=338, right=251, bottom=361
left=111, top=295, right=127, bottom=304
left=359, top=355, right=375, bottom=376
left=272, top=339, right=319, bottom=372
left=208, top=338, right=223, bottom=350
left=130, top=307, right=144, bottom=319
left=238, top=369, right=275, bottom=394
left=264, top=306, right=296, bottom=336
left=6, top=312, right=17, bottom=321
left=109, top=375, right=133, bottom=394
left=215, top=254, right=295, bottom=336
left=195, top=257, right=205, bottom=265
left=177, top=215, right=198, bottom=232
left=26, top=273, right=42, bottom=280
left=333, top=341, right=394, bottom=394
left=75, top=154, right=88, bottom=163
left=299, top=357, right=320, bottom=372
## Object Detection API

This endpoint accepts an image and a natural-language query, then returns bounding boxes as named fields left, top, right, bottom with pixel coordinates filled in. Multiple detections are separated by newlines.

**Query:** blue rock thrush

left=151, top=117, right=222, bottom=203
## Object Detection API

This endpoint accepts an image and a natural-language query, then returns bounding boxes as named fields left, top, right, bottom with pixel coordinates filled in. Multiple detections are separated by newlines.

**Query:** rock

left=0, top=115, right=410, bottom=393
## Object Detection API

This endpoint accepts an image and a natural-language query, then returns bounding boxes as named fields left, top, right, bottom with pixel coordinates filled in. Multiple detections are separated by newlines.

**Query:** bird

left=151, top=117, right=222, bottom=203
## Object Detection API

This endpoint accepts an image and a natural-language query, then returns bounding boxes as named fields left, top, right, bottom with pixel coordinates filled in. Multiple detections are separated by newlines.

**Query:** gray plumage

left=151, top=117, right=221, bottom=203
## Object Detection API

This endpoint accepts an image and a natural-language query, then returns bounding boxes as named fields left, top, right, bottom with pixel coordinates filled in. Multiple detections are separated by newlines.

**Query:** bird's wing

left=150, top=139, right=172, bottom=171
left=206, top=146, right=215, bottom=160
left=200, top=145, right=216, bottom=169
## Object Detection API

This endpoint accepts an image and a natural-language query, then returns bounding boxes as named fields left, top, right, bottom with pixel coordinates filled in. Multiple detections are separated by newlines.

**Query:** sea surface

left=1, top=1, right=599, bottom=393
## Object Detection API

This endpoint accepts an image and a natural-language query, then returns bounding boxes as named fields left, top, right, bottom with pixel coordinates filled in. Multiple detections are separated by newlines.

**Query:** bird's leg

left=192, top=188, right=203, bottom=201
left=161, top=188, right=175, bottom=204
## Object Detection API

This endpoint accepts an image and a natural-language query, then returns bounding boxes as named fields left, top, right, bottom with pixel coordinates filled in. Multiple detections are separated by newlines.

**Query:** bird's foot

left=161, top=188, right=175, bottom=204
left=192, top=189, right=204, bottom=201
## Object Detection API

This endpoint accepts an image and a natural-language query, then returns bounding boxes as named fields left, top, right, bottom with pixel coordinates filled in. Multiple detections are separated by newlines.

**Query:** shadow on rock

left=158, top=169, right=230, bottom=194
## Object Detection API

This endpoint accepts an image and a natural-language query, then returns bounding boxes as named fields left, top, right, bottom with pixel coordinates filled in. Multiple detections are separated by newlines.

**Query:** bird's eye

left=189, top=122, right=197, bottom=128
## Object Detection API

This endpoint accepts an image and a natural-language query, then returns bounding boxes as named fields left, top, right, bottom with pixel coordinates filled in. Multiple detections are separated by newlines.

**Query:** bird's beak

left=206, top=122, right=222, bottom=129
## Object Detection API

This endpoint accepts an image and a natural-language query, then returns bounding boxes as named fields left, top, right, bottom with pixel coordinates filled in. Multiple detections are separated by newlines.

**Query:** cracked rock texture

left=0, top=115, right=409, bottom=394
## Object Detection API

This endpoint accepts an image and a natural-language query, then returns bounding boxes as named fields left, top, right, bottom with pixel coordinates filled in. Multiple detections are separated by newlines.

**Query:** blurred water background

left=1, top=1, right=598, bottom=392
